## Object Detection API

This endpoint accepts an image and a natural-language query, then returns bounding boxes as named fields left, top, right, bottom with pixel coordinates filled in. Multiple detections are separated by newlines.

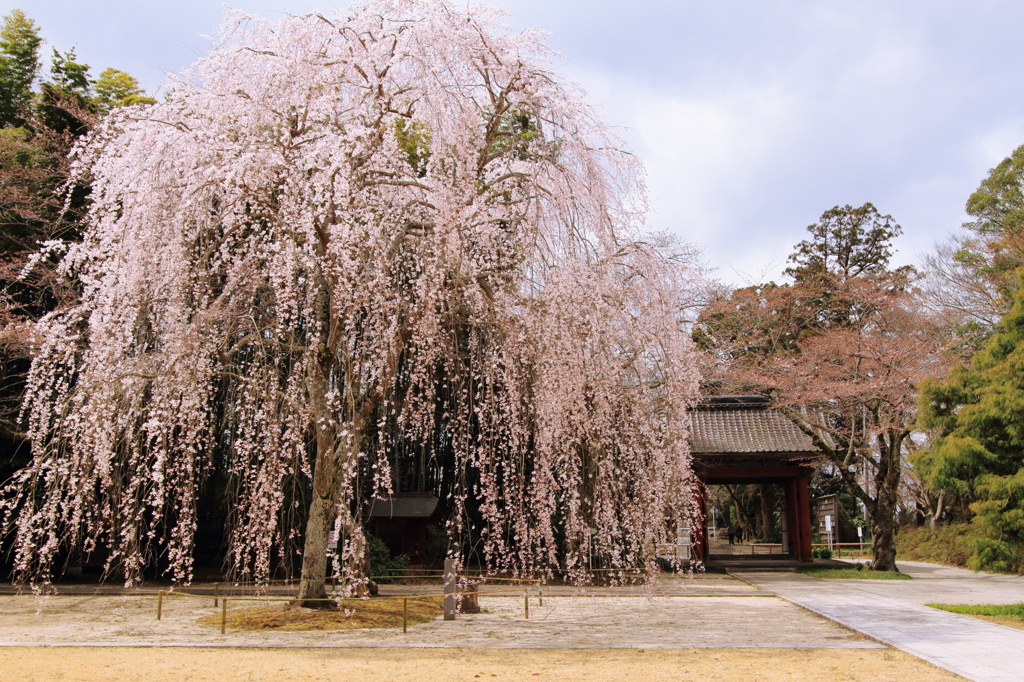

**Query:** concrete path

left=740, top=563, right=1024, bottom=682
left=848, top=559, right=1024, bottom=605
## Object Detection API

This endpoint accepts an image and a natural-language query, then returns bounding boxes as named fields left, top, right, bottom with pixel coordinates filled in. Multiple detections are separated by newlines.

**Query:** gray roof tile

left=689, top=407, right=820, bottom=454
left=369, top=494, right=440, bottom=518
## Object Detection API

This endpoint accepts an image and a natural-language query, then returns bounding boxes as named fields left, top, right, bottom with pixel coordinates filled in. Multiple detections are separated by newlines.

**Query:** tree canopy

left=917, top=273, right=1024, bottom=572
left=0, top=9, right=41, bottom=128
left=3, top=1, right=701, bottom=597
left=784, top=203, right=902, bottom=283
left=699, top=204, right=949, bottom=570
left=922, top=144, right=1024, bottom=331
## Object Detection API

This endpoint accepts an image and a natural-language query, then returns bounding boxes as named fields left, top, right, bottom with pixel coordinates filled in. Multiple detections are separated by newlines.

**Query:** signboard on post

left=817, top=495, right=838, bottom=550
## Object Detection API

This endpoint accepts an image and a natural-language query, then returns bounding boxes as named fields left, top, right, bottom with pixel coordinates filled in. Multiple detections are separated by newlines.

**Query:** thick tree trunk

left=297, top=422, right=378, bottom=605
left=297, top=276, right=338, bottom=607
left=869, top=431, right=904, bottom=572
left=297, top=494, right=334, bottom=607
left=726, top=485, right=753, bottom=542
left=759, top=484, right=776, bottom=543
left=870, top=507, right=898, bottom=571
left=296, top=395, right=340, bottom=607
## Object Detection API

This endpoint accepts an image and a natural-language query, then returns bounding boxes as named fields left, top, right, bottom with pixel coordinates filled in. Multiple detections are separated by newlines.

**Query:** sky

left=7, top=0, right=1024, bottom=285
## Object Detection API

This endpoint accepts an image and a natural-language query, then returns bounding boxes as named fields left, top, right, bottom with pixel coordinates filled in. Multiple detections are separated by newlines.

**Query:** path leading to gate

left=740, top=561, right=1024, bottom=682
left=0, top=574, right=881, bottom=650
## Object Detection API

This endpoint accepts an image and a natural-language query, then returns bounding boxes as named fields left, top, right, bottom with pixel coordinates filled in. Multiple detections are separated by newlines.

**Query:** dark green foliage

left=917, top=282, right=1024, bottom=572
left=966, top=144, right=1024, bottom=245
left=810, top=547, right=832, bottom=560
left=366, top=532, right=410, bottom=583
left=784, top=203, right=902, bottom=283
left=937, top=143, right=1024, bottom=317
left=0, top=9, right=41, bottom=128
left=38, top=48, right=94, bottom=136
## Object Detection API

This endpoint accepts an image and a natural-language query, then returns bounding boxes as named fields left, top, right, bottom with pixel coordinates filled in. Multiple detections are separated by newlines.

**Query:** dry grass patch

left=199, top=596, right=442, bottom=631
left=0, top=646, right=966, bottom=681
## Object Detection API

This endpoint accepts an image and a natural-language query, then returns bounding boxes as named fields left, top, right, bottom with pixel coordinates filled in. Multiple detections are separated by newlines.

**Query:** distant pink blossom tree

left=4, top=0, right=700, bottom=602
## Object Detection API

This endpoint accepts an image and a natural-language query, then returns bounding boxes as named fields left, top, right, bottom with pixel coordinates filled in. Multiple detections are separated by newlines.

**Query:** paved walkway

left=740, top=562, right=1024, bottom=682
left=0, top=575, right=878, bottom=650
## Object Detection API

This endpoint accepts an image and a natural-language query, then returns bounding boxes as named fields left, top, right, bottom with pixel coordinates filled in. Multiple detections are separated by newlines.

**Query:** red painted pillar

left=784, top=478, right=799, bottom=557
left=796, top=475, right=813, bottom=561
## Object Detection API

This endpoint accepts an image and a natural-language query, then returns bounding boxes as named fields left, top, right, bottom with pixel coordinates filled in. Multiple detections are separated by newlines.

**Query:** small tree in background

left=699, top=204, right=952, bottom=571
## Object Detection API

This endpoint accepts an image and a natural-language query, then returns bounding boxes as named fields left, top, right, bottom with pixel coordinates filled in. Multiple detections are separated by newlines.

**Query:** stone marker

left=443, top=559, right=456, bottom=621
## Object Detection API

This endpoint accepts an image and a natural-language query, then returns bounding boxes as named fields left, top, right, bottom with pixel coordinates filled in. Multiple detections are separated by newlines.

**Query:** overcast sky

left=7, top=1, right=1024, bottom=285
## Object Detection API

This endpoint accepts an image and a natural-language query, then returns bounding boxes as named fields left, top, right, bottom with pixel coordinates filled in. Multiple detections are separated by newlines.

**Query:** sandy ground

left=0, top=646, right=965, bottom=681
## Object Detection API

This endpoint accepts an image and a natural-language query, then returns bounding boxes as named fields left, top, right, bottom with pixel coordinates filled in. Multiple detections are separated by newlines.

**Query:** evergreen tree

left=0, top=9, right=42, bottom=128
left=92, top=68, right=155, bottom=112
left=917, top=272, right=1024, bottom=572
left=38, top=47, right=93, bottom=136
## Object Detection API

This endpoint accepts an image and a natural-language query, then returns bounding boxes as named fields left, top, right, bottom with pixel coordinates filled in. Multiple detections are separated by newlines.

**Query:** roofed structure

left=689, top=395, right=820, bottom=456
left=369, top=494, right=440, bottom=519
left=686, top=395, right=823, bottom=562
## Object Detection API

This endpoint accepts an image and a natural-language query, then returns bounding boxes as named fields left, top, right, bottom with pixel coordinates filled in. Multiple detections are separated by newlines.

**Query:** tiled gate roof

left=689, top=396, right=821, bottom=455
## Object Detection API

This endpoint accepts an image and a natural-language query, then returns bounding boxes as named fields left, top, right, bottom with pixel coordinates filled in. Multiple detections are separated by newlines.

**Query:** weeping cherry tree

left=4, top=0, right=701, bottom=602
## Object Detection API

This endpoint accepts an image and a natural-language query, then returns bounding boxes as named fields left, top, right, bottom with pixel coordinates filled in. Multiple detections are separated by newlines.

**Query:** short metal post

left=157, top=590, right=164, bottom=620
left=402, top=598, right=408, bottom=633
left=221, top=597, right=227, bottom=634
left=539, top=589, right=543, bottom=607
left=214, top=582, right=219, bottom=607
left=524, top=591, right=529, bottom=619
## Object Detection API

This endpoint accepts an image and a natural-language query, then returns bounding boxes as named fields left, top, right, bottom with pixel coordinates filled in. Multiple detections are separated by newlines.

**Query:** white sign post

left=824, top=515, right=833, bottom=552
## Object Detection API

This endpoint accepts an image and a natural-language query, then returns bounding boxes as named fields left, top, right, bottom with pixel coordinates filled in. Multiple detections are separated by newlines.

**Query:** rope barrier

left=155, top=585, right=537, bottom=631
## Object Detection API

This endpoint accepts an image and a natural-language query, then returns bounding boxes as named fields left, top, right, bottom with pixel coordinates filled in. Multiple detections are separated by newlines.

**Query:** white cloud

left=7, top=0, right=1024, bottom=286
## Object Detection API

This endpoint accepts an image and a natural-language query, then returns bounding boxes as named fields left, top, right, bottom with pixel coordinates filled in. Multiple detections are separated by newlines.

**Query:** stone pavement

left=740, top=563, right=1024, bottom=682
left=0, top=576, right=879, bottom=649
left=844, top=559, right=1024, bottom=606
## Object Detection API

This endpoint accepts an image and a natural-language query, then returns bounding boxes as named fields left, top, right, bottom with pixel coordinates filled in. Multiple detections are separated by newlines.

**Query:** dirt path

left=0, top=647, right=964, bottom=681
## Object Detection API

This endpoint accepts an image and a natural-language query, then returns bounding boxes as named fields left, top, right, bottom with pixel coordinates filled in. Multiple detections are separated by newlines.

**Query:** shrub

left=367, top=533, right=410, bottom=583
left=896, top=523, right=1023, bottom=573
